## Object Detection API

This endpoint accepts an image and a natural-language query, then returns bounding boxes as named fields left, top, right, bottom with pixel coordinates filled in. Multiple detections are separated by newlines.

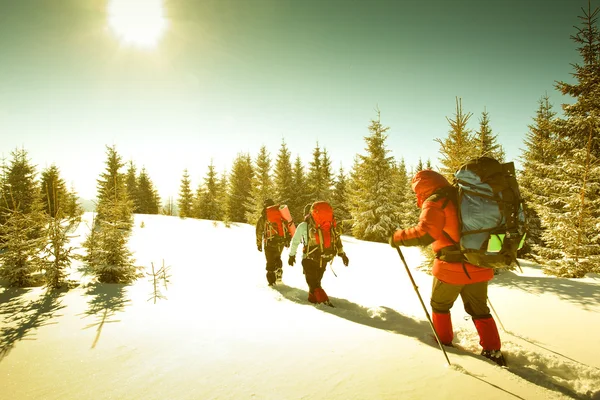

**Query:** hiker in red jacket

left=389, top=170, right=506, bottom=366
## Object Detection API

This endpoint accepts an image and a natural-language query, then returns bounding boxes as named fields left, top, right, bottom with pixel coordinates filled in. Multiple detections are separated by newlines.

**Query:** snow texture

left=0, top=213, right=599, bottom=400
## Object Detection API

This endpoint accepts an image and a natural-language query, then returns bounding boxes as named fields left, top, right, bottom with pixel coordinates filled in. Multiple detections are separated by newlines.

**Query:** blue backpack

left=440, top=157, right=527, bottom=270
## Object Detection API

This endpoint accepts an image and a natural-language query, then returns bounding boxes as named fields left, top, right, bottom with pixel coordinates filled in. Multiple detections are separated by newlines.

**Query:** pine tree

left=473, top=108, right=505, bottom=161
left=39, top=164, right=69, bottom=218
left=415, top=158, right=424, bottom=172
left=274, top=140, right=294, bottom=207
left=519, top=94, right=557, bottom=258
left=177, top=169, right=193, bottom=218
left=227, top=153, right=254, bottom=223
left=42, top=214, right=77, bottom=289
left=137, top=168, right=160, bottom=214
left=435, top=97, right=475, bottom=179
left=348, top=110, right=403, bottom=242
left=197, top=161, right=223, bottom=220
left=0, top=148, right=41, bottom=218
left=330, top=166, right=351, bottom=232
left=289, top=155, right=308, bottom=222
left=306, top=143, right=332, bottom=202
left=95, top=145, right=133, bottom=226
left=245, top=146, right=273, bottom=224
left=125, top=161, right=140, bottom=213
left=540, top=2, right=600, bottom=277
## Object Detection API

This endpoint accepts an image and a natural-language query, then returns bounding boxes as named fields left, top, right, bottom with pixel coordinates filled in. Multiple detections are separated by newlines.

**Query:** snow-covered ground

left=1, top=213, right=599, bottom=400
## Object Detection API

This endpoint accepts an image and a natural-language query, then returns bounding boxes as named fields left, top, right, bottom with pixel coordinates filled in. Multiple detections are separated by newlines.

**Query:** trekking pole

left=487, top=298, right=506, bottom=332
left=396, top=247, right=451, bottom=366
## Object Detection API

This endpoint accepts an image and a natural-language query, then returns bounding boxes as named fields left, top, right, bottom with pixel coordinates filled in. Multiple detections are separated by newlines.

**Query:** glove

left=340, top=253, right=349, bottom=266
left=288, top=255, right=295, bottom=266
left=257, top=244, right=262, bottom=252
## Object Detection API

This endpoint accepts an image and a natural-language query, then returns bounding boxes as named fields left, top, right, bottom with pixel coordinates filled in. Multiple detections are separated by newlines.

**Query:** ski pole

left=487, top=298, right=506, bottom=332
left=396, top=247, right=451, bottom=366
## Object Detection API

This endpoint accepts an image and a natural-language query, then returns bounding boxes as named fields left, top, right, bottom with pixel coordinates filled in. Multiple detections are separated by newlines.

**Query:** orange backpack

left=306, top=201, right=339, bottom=260
left=264, top=204, right=293, bottom=244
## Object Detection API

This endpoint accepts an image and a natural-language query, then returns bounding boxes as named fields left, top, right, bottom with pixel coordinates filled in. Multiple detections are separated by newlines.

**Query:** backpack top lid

left=310, top=201, right=334, bottom=227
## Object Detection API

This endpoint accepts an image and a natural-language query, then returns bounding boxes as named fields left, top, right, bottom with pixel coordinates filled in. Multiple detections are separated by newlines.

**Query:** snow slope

left=0, top=213, right=599, bottom=400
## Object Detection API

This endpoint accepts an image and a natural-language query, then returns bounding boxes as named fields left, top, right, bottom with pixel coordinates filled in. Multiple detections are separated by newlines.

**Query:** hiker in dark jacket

left=288, top=203, right=349, bottom=304
left=256, top=198, right=285, bottom=286
left=389, top=170, right=506, bottom=366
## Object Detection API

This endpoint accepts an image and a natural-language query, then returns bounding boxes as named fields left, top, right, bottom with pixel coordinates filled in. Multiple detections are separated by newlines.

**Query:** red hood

left=411, top=170, right=451, bottom=208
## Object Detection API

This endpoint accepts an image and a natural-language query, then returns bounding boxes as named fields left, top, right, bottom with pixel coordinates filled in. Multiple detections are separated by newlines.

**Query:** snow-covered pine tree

left=473, top=108, right=505, bottom=162
left=227, top=153, right=254, bottom=223
left=39, top=164, right=69, bottom=218
left=125, top=161, right=140, bottom=213
left=137, top=168, right=160, bottom=214
left=0, top=148, right=45, bottom=286
left=274, top=140, right=294, bottom=210
left=348, top=110, right=403, bottom=242
left=290, top=155, right=308, bottom=222
left=245, top=145, right=273, bottom=224
left=84, top=145, right=136, bottom=283
left=541, top=2, right=600, bottom=277
left=191, top=181, right=204, bottom=219
left=435, top=97, right=475, bottom=180
left=519, top=94, right=557, bottom=258
left=95, top=145, right=133, bottom=227
left=42, top=211, right=77, bottom=289
left=177, top=169, right=193, bottom=218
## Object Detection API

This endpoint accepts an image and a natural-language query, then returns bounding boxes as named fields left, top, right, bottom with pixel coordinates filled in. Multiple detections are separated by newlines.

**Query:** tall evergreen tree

left=227, top=153, right=254, bottom=223
left=330, top=165, right=351, bottom=232
left=474, top=108, right=505, bottom=161
left=435, top=97, right=475, bottom=179
left=245, top=146, right=273, bottom=224
left=1, top=148, right=41, bottom=217
left=95, top=145, right=132, bottom=226
left=177, top=169, right=193, bottom=218
left=519, top=94, right=557, bottom=258
left=197, top=161, right=223, bottom=221
left=125, top=161, right=140, bottom=213
left=540, top=2, right=600, bottom=277
left=306, top=143, right=333, bottom=202
left=137, top=168, right=160, bottom=214
left=348, top=111, right=403, bottom=242
left=39, top=164, right=69, bottom=218
left=289, top=155, right=308, bottom=222
left=274, top=140, right=294, bottom=207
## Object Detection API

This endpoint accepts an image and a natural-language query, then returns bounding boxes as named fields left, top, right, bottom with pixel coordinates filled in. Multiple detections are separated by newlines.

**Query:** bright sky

left=0, top=213, right=599, bottom=399
left=0, top=0, right=581, bottom=200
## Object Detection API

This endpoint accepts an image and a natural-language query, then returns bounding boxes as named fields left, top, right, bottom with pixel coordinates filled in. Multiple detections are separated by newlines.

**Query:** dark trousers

left=430, top=278, right=491, bottom=319
left=301, top=258, right=326, bottom=293
left=264, top=245, right=283, bottom=285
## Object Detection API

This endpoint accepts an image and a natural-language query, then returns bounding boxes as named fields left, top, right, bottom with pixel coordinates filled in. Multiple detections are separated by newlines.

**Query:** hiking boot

left=481, top=349, right=507, bottom=367
left=275, top=268, right=283, bottom=283
left=314, top=288, right=329, bottom=304
left=307, top=290, right=317, bottom=303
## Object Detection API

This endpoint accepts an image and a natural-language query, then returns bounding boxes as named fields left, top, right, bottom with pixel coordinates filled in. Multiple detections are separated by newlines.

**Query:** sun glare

left=107, top=0, right=168, bottom=48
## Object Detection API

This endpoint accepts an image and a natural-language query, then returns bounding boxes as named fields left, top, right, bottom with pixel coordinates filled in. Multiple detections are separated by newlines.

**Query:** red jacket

left=392, top=170, right=493, bottom=285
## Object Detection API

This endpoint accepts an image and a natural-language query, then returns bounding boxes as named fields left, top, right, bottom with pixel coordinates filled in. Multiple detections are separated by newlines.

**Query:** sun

left=107, top=0, right=168, bottom=49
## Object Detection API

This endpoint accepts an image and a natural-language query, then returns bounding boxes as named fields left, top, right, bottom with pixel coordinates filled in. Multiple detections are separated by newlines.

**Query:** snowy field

left=0, top=213, right=599, bottom=400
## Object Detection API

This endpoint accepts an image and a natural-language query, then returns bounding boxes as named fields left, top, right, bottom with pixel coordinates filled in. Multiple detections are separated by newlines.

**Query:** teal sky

left=0, top=0, right=583, bottom=199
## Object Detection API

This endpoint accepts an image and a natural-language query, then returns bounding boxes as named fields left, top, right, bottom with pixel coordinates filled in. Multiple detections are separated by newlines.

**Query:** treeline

left=2, top=3, right=600, bottom=288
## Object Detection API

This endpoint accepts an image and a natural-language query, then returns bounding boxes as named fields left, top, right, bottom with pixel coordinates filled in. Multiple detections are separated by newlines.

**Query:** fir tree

left=137, top=168, right=160, bottom=214
left=540, top=2, right=600, bottom=277
left=95, top=145, right=133, bottom=226
left=274, top=140, right=294, bottom=207
left=227, top=153, right=254, bottom=223
left=1, top=148, right=41, bottom=218
left=177, top=169, right=193, bottom=218
left=197, top=161, right=223, bottom=221
left=306, top=143, right=332, bottom=202
left=519, top=94, right=557, bottom=257
left=125, top=161, right=139, bottom=213
left=42, top=214, right=77, bottom=289
left=245, top=146, right=273, bottom=224
left=39, top=164, right=69, bottom=218
left=348, top=110, right=403, bottom=242
left=330, top=166, right=352, bottom=232
left=289, top=155, right=308, bottom=222
left=473, top=108, right=505, bottom=161
left=435, top=97, right=475, bottom=179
